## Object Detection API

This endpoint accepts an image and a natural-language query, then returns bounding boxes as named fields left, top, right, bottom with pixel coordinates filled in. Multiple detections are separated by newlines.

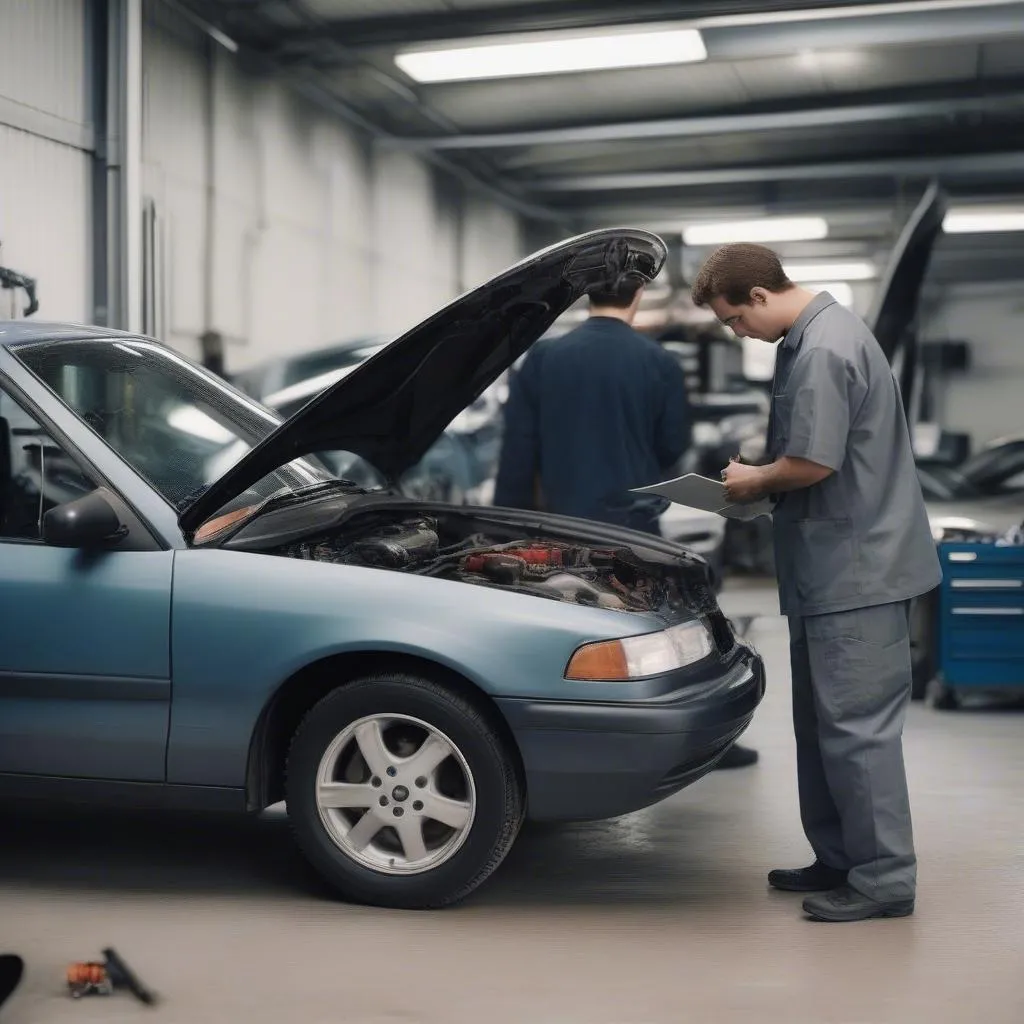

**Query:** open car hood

left=179, top=228, right=667, bottom=536
left=866, top=180, right=947, bottom=406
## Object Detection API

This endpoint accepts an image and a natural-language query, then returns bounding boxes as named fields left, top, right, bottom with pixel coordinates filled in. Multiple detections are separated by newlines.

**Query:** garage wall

left=141, top=2, right=526, bottom=372
left=460, top=196, right=526, bottom=290
left=370, top=149, right=459, bottom=338
left=921, top=283, right=1024, bottom=449
left=0, top=0, right=93, bottom=322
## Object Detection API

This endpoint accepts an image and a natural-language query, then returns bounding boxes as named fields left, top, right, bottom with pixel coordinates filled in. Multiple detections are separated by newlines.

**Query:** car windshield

left=959, top=440, right=1024, bottom=492
left=12, top=338, right=335, bottom=513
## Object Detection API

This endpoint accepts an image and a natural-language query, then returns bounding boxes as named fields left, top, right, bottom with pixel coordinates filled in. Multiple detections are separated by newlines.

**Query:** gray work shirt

left=767, top=292, right=942, bottom=617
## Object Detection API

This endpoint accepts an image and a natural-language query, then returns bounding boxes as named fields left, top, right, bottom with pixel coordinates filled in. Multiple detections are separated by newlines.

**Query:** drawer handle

left=951, top=607, right=1024, bottom=616
left=951, top=579, right=1024, bottom=589
left=948, top=552, right=978, bottom=562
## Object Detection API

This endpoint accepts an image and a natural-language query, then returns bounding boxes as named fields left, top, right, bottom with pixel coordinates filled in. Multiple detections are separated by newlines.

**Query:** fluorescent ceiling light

left=784, top=261, right=876, bottom=282
left=683, top=217, right=828, bottom=246
left=207, top=26, right=239, bottom=54
left=395, top=28, right=707, bottom=83
left=809, top=282, right=855, bottom=307
left=943, top=208, right=1024, bottom=233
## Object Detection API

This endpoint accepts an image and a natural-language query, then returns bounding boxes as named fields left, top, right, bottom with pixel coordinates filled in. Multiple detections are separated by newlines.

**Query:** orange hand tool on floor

left=66, top=948, right=157, bottom=1005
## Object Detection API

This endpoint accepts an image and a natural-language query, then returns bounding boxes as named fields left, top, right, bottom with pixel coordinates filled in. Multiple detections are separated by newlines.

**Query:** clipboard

left=631, top=473, right=772, bottom=522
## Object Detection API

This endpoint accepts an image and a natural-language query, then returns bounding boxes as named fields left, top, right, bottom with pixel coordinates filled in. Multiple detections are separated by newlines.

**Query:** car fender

left=167, top=548, right=650, bottom=788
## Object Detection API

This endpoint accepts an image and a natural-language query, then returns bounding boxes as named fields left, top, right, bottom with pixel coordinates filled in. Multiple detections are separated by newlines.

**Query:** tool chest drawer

left=937, top=543, right=1024, bottom=689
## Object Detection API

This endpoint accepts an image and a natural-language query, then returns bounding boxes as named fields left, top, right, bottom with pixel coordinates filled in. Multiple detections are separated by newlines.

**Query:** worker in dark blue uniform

left=494, top=270, right=759, bottom=770
left=494, top=273, right=689, bottom=534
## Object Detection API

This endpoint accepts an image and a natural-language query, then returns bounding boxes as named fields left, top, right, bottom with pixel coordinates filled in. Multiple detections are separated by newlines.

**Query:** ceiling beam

left=701, top=1, right=1024, bottom=63
left=266, top=0, right=901, bottom=51
left=527, top=151, right=1024, bottom=192
left=266, top=0, right=1024, bottom=59
left=381, top=88, right=1024, bottom=153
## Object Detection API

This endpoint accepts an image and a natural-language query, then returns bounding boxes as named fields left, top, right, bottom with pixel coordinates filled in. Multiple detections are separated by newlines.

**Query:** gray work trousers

left=789, top=600, right=916, bottom=902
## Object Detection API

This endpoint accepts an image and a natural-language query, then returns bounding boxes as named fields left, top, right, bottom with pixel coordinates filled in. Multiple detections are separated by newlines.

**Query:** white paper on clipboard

left=631, top=473, right=772, bottom=522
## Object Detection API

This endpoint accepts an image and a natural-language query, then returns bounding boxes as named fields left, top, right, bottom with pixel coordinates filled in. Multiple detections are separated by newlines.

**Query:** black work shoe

left=768, top=861, right=848, bottom=892
left=802, top=884, right=915, bottom=922
left=712, top=743, right=759, bottom=770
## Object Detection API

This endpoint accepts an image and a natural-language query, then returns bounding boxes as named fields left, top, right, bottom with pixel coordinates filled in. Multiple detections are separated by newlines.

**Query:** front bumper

left=495, top=647, right=766, bottom=822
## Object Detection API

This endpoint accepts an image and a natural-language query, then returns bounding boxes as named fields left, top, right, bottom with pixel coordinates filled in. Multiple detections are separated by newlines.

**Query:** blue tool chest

left=937, top=541, right=1024, bottom=691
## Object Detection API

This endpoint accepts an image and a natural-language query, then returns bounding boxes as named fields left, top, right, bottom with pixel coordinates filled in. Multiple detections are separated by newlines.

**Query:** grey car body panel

left=165, top=545, right=680, bottom=787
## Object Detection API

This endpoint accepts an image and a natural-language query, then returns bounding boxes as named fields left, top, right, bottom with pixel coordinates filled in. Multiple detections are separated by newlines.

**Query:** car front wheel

left=286, top=673, right=523, bottom=909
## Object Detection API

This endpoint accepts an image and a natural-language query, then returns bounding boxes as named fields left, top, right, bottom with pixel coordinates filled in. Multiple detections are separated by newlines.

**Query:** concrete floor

left=2, top=578, right=1023, bottom=1024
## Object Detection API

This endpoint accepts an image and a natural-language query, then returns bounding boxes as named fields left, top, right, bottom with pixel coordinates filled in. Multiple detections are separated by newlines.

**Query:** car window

left=1005, top=469, right=1024, bottom=491
left=12, top=339, right=333, bottom=514
left=959, top=440, right=1024, bottom=490
left=0, top=385, right=97, bottom=541
left=280, top=346, right=383, bottom=390
left=976, top=449, right=1024, bottom=493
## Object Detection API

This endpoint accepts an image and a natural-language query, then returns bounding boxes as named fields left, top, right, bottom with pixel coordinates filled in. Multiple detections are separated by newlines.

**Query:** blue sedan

left=0, top=229, right=765, bottom=908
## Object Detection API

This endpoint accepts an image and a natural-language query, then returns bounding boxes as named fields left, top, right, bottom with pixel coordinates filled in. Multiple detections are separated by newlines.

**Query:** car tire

left=286, top=673, right=524, bottom=909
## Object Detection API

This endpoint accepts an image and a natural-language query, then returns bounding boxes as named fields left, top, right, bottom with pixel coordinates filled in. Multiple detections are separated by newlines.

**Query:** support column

left=92, top=0, right=142, bottom=332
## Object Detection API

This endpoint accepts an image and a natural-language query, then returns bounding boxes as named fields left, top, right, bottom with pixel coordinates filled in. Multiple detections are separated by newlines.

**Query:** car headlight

left=564, top=620, right=714, bottom=681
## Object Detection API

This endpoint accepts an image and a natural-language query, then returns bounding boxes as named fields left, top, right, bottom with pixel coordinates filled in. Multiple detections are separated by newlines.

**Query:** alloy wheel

left=314, top=714, right=477, bottom=875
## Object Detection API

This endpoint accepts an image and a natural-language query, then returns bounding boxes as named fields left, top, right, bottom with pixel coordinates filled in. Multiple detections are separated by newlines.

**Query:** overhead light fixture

left=942, top=208, right=1024, bottom=233
left=809, top=282, right=855, bottom=307
left=207, top=26, right=239, bottom=54
left=784, top=261, right=876, bottom=282
left=166, top=0, right=239, bottom=52
left=682, top=217, right=828, bottom=246
left=394, top=27, right=707, bottom=83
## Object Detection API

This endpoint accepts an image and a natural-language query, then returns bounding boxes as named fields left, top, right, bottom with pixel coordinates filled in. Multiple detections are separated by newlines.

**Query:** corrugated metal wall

left=0, top=0, right=93, bottom=321
left=923, top=284, right=1024, bottom=449
left=141, top=0, right=525, bottom=372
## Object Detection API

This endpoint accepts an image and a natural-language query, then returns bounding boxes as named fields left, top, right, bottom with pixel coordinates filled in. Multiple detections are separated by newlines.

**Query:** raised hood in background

left=866, top=180, right=948, bottom=410
left=179, top=228, right=667, bottom=537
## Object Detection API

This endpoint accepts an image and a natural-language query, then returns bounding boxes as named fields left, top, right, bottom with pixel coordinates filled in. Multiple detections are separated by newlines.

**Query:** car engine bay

left=272, top=509, right=727, bottom=633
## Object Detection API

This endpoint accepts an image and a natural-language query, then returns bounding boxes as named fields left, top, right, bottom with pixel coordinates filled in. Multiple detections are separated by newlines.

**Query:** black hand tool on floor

left=66, top=948, right=158, bottom=1006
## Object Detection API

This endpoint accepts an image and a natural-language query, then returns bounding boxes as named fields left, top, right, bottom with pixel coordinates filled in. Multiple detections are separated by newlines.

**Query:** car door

left=0, top=380, right=173, bottom=782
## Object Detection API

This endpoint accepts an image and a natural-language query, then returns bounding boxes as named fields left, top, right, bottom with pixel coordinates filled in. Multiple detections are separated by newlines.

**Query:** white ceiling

left=183, top=0, right=1024, bottom=282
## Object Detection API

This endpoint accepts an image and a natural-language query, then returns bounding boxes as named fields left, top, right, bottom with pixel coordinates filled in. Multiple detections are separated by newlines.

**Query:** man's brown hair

left=690, top=243, right=794, bottom=307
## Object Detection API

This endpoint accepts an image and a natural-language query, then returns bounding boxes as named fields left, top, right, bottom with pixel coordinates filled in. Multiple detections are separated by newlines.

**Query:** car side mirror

left=42, top=490, right=128, bottom=550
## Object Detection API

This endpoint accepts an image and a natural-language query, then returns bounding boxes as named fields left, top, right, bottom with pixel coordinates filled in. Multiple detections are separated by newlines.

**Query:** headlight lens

left=565, top=620, right=714, bottom=681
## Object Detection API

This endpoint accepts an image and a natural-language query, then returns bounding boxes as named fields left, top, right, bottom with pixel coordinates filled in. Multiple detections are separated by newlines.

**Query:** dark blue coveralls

left=492, top=317, right=691, bottom=534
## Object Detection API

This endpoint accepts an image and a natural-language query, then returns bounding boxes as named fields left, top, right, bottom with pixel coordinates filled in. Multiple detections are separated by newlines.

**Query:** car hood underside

left=178, top=229, right=667, bottom=539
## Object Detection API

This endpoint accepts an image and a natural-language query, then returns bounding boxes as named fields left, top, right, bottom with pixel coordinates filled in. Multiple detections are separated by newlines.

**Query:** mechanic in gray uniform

left=691, top=243, right=942, bottom=923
